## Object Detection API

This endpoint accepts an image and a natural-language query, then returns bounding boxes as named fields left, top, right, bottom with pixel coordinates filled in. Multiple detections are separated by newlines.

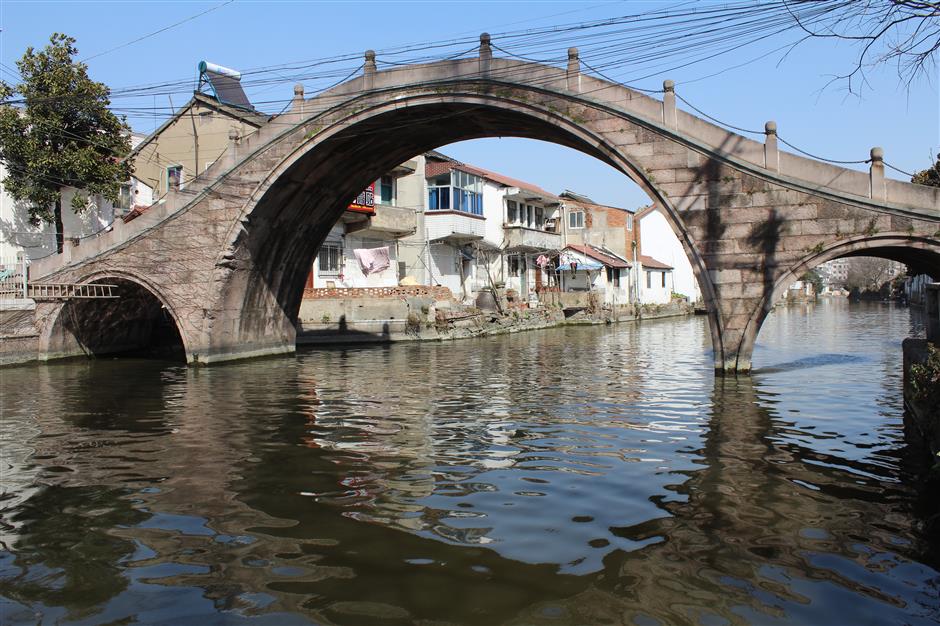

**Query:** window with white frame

left=427, top=170, right=484, bottom=215
left=166, top=165, right=183, bottom=191
left=117, top=184, right=133, bottom=213
left=318, top=243, right=343, bottom=275
left=627, top=214, right=634, bottom=230
left=568, top=210, right=585, bottom=229
left=646, top=270, right=652, bottom=289
left=506, top=200, right=518, bottom=224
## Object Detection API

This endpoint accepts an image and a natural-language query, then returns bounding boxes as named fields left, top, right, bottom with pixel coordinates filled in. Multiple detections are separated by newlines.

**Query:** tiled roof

left=561, top=197, right=634, bottom=215
left=638, top=254, right=672, bottom=270
left=565, top=244, right=631, bottom=269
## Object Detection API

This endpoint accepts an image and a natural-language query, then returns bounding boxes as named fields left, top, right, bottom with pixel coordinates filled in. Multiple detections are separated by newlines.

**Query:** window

left=508, top=255, right=526, bottom=276
left=379, top=175, right=395, bottom=205
left=166, top=165, right=183, bottom=191
left=318, top=243, right=342, bottom=275
left=535, top=206, right=544, bottom=228
left=507, top=200, right=518, bottom=224
left=627, top=214, right=633, bottom=230
left=568, top=210, right=584, bottom=229
left=427, top=170, right=483, bottom=215
left=428, top=186, right=450, bottom=210
left=646, top=270, right=652, bottom=289
left=117, top=184, right=133, bottom=213
left=606, top=267, right=620, bottom=287
left=662, top=272, right=667, bottom=288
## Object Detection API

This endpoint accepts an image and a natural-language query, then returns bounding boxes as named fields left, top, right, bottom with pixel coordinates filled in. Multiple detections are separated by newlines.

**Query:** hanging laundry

left=536, top=254, right=550, bottom=268
left=353, top=246, right=391, bottom=275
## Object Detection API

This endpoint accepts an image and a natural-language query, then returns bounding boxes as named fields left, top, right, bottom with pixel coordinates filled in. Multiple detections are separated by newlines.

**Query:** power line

left=80, top=0, right=236, bottom=62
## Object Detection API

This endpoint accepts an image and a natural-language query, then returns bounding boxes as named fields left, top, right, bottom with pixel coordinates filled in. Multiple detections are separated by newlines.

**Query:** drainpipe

left=632, top=240, right=640, bottom=305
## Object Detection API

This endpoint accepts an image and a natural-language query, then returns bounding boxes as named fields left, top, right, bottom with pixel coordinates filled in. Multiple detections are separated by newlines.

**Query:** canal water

left=1, top=300, right=937, bottom=625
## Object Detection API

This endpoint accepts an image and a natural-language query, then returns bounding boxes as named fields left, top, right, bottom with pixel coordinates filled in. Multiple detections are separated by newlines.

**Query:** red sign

left=348, top=182, right=375, bottom=214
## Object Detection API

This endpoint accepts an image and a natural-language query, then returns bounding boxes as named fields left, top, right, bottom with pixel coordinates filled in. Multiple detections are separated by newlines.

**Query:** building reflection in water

left=0, top=303, right=937, bottom=625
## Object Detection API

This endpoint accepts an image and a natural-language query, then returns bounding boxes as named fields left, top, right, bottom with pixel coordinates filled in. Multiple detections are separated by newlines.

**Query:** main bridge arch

left=26, top=50, right=940, bottom=372
left=209, top=89, right=723, bottom=365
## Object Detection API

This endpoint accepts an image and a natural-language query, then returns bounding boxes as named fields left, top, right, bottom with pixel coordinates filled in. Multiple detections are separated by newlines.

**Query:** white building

left=0, top=132, right=153, bottom=268
left=638, top=254, right=675, bottom=304
left=397, top=151, right=563, bottom=303
left=557, top=244, right=632, bottom=306
left=308, top=162, right=420, bottom=290
left=636, top=205, right=699, bottom=303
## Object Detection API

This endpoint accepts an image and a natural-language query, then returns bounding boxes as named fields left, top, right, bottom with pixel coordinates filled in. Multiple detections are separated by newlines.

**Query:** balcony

left=502, top=225, right=562, bottom=251
left=426, top=210, right=486, bottom=242
left=346, top=204, right=416, bottom=237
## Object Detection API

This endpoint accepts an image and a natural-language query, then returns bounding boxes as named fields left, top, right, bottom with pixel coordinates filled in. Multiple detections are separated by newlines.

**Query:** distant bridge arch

left=738, top=233, right=940, bottom=366
left=25, top=43, right=940, bottom=373
left=39, top=270, right=187, bottom=362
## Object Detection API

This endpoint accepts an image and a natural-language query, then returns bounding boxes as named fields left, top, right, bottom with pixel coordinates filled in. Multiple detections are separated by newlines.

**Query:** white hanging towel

left=353, top=246, right=391, bottom=275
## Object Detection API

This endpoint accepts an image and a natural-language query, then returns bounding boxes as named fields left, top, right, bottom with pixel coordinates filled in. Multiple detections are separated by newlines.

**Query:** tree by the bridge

left=911, top=154, right=940, bottom=187
left=0, top=33, right=131, bottom=253
left=800, top=269, right=823, bottom=295
left=844, top=257, right=898, bottom=292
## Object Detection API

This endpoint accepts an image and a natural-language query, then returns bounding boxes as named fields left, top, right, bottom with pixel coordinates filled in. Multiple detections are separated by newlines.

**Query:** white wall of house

left=342, top=233, right=399, bottom=288
left=0, top=163, right=130, bottom=264
left=311, top=225, right=345, bottom=287
left=641, top=267, right=673, bottom=304
left=482, top=183, right=504, bottom=247
left=558, top=248, right=631, bottom=306
left=639, top=209, right=700, bottom=302
left=428, top=243, right=464, bottom=296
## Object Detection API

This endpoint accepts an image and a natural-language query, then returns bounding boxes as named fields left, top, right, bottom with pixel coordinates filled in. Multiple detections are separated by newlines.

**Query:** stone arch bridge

left=22, top=38, right=940, bottom=373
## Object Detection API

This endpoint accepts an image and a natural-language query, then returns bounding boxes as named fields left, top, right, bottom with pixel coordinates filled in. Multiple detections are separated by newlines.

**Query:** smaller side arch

left=735, top=233, right=940, bottom=370
left=39, top=270, right=189, bottom=363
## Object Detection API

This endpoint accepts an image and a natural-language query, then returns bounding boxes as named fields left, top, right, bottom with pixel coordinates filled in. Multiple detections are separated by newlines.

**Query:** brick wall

left=303, top=285, right=453, bottom=300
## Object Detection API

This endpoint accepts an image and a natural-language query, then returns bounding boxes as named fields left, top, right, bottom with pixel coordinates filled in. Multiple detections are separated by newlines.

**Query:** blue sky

left=2, top=1, right=937, bottom=209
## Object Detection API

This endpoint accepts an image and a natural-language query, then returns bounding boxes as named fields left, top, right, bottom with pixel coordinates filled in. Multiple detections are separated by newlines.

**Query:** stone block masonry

left=11, top=51, right=938, bottom=373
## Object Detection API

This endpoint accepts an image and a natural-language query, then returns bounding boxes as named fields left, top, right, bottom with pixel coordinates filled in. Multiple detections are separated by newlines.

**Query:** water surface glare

left=1, top=300, right=937, bottom=625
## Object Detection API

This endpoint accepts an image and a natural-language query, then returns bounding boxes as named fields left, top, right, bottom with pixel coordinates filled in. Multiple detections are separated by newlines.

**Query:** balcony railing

left=426, top=210, right=486, bottom=241
left=502, top=225, right=561, bottom=251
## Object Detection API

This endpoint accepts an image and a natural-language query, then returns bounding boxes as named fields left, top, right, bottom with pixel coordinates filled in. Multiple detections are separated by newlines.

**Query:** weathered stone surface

left=13, top=55, right=939, bottom=374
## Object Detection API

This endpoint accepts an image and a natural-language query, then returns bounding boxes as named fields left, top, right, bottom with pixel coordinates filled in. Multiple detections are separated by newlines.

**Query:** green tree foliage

left=912, top=155, right=940, bottom=187
left=800, top=269, right=823, bottom=295
left=0, top=33, right=131, bottom=252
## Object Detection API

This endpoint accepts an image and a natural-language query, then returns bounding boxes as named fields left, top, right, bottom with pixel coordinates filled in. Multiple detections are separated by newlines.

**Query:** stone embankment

left=0, top=285, right=693, bottom=366
left=297, top=287, right=693, bottom=346
left=902, top=283, right=940, bottom=465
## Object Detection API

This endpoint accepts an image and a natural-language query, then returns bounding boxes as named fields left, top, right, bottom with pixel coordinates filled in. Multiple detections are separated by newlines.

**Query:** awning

left=557, top=260, right=603, bottom=271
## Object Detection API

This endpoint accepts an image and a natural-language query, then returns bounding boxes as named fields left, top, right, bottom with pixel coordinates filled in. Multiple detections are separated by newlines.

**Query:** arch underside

left=734, top=236, right=940, bottom=372
left=218, top=97, right=720, bottom=363
left=43, top=277, right=186, bottom=362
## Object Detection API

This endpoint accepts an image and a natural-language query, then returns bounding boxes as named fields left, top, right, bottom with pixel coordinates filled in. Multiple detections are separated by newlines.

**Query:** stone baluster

left=227, top=128, right=240, bottom=166
left=662, top=80, right=677, bottom=130
left=292, top=83, right=305, bottom=115
left=870, top=147, right=885, bottom=200
left=364, top=50, right=376, bottom=91
left=764, top=121, right=778, bottom=172
left=480, top=33, right=492, bottom=75
left=567, top=47, right=581, bottom=93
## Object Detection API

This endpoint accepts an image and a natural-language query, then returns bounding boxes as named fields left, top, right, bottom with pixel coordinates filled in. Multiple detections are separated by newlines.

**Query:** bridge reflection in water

left=0, top=300, right=937, bottom=625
